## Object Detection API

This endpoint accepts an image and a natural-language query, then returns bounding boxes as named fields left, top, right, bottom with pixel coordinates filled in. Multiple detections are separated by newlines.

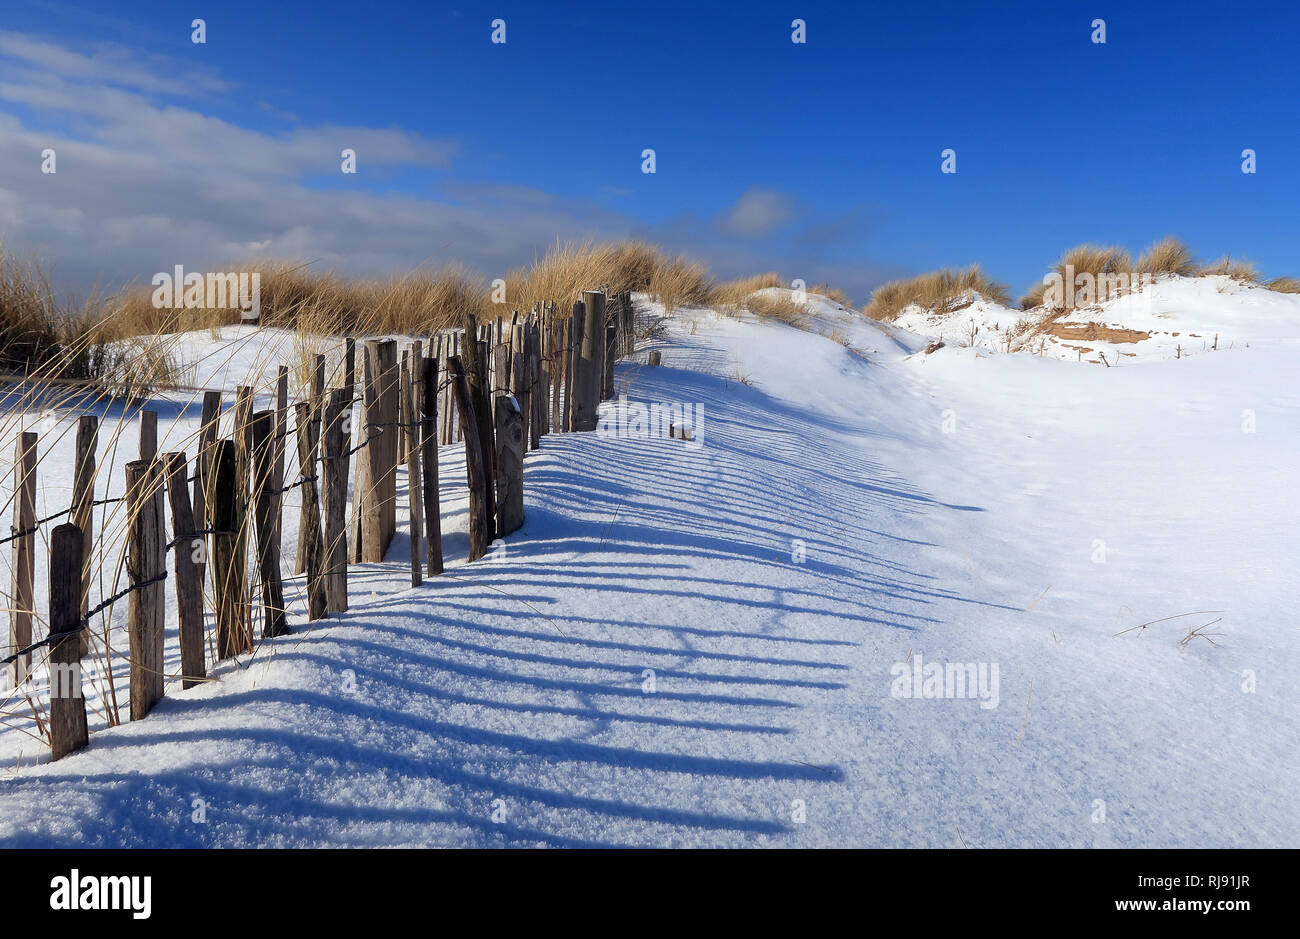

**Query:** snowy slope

left=892, top=293, right=1027, bottom=353
left=0, top=299, right=1296, bottom=847
left=890, top=275, right=1300, bottom=364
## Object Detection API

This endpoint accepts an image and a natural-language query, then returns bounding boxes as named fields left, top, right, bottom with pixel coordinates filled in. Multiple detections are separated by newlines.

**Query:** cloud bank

left=0, top=29, right=901, bottom=304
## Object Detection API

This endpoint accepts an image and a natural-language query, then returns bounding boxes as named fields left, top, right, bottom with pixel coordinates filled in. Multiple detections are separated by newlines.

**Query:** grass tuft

left=864, top=265, right=1010, bottom=322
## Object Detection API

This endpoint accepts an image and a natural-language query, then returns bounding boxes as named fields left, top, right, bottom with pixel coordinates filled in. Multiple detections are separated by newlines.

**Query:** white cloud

left=717, top=187, right=795, bottom=237
left=0, top=30, right=894, bottom=304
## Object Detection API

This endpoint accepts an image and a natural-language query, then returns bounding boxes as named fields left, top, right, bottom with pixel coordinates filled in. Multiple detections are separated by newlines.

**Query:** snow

left=0, top=291, right=1295, bottom=847
left=890, top=275, right=1300, bottom=364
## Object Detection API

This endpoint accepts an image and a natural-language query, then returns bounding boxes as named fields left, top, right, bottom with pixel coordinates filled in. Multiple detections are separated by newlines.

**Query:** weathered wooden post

left=163, top=452, right=206, bottom=688
left=565, top=305, right=582, bottom=431
left=48, top=523, right=88, bottom=760
left=125, top=459, right=164, bottom=720
left=8, top=431, right=36, bottom=685
left=194, top=391, right=222, bottom=568
left=350, top=340, right=399, bottom=562
left=583, top=289, right=606, bottom=407
left=539, top=312, right=552, bottom=438
left=438, top=336, right=453, bottom=445
left=233, top=386, right=254, bottom=634
left=648, top=351, right=662, bottom=366
left=494, top=394, right=525, bottom=537
left=207, top=440, right=246, bottom=658
left=349, top=345, right=372, bottom=563
left=570, top=293, right=604, bottom=431
left=297, top=359, right=323, bottom=574
left=531, top=319, right=544, bottom=449
left=139, top=409, right=157, bottom=461
left=448, top=356, right=490, bottom=561
left=294, top=402, right=327, bottom=620
left=321, top=389, right=351, bottom=613
left=72, top=416, right=97, bottom=656
left=420, top=356, right=443, bottom=576
left=274, top=365, right=289, bottom=575
left=344, top=336, right=356, bottom=401
left=604, top=319, right=617, bottom=402
left=549, top=311, right=562, bottom=432
left=376, top=341, right=399, bottom=552
left=398, top=349, right=410, bottom=464
left=462, top=315, right=497, bottom=540
left=250, top=411, right=287, bottom=638
left=351, top=341, right=398, bottom=563
left=510, top=325, right=530, bottom=453
left=401, top=362, right=423, bottom=588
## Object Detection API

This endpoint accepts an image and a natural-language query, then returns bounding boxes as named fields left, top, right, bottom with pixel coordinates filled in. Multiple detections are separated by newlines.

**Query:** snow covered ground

left=890, top=274, right=1300, bottom=364
left=0, top=291, right=1295, bottom=847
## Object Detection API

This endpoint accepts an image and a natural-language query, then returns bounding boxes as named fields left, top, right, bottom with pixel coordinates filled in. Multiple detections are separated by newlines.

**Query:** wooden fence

left=2, top=290, right=639, bottom=761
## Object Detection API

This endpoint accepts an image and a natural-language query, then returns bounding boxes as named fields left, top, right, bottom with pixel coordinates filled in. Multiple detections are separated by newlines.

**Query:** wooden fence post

left=194, top=391, right=222, bottom=585
left=294, top=402, right=327, bottom=620
left=48, top=523, right=88, bottom=760
left=421, top=356, right=443, bottom=576
left=163, top=452, right=206, bottom=688
left=438, top=336, right=453, bottom=445
left=494, top=394, right=525, bottom=536
left=8, top=431, right=36, bottom=685
left=350, top=340, right=399, bottom=563
left=349, top=345, right=372, bottom=563
left=352, top=341, right=397, bottom=563
left=565, top=305, right=581, bottom=431
left=250, top=411, right=287, bottom=638
left=233, top=386, right=254, bottom=637
left=531, top=319, right=544, bottom=449
left=604, top=319, right=617, bottom=402
left=344, top=336, right=356, bottom=401
left=550, top=311, right=562, bottom=432
left=571, top=293, right=604, bottom=431
left=448, top=356, right=490, bottom=561
left=72, top=416, right=97, bottom=656
left=648, top=351, right=662, bottom=366
left=511, top=327, right=530, bottom=455
left=583, top=290, right=606, bottom=407
left=398, top=349, right=409, bottom=464
left=274, top=365, right=289, bottom=574
left=208, top=440, right=246, bottom=658
left=463, top=315, right=497, bottom=540
left=297, top=360, right=324, bottom=574
left=321, top=389, right=351, bottom=613
left=376, top=341, right=399, bottom=553
left=401, top=362, right=423, bottom=588
left=125, top=459, right=164, bottom=720
left=139, top=410, right=157, bottom=461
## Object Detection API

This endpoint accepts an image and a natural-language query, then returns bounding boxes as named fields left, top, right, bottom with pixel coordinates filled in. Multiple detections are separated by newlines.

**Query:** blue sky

left=2, top=0, right=1297, bottom=302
